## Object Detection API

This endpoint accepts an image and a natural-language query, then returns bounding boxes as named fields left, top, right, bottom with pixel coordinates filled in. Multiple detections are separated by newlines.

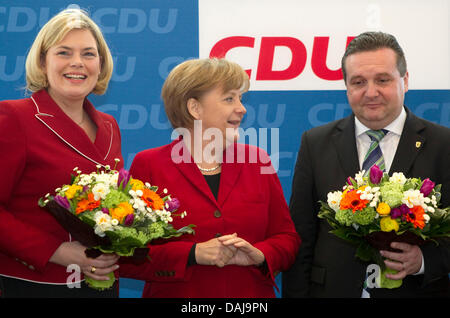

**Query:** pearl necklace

left=196, top=163, right=222, bottom=172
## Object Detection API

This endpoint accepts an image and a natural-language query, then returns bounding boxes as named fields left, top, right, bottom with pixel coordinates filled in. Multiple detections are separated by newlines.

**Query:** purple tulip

left=54, top=195, right=70, bottom=210
left=166, top=198, right=180, bottom=212
left=390, top=204, right=410, bottom=219
left=102, top=207, right=110, bottom=215
left=369, top=165, right=383, bottom=184
left=346, top=177, right=353, bottom=186
left=420, top=178, right=435, bottom=197
left=118, top=168, right=131, bottom=188
left=124, top=213, right=134, bottom=226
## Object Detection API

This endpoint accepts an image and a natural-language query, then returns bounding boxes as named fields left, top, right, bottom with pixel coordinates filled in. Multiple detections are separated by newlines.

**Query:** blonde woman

left=0, top=8, right=122, bottom=297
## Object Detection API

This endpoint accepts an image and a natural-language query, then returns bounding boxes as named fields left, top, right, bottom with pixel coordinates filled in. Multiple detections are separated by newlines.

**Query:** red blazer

left=0, top=89, right=123, bottom=284
left=120, top=138, right=300, bottom=298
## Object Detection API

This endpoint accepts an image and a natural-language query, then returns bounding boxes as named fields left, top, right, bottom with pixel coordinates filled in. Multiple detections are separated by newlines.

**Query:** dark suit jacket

left=0, top=89, right=123, bottom=284
left=120, top=138, right=301, bottom=297
left=282, top=107, right=450, bottom=298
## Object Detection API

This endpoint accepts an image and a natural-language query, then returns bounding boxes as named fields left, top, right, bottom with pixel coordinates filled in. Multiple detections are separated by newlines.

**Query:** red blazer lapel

left=86, top=100, right=116, bottom=161
left=218, top=143, right=243, bottom=206
left=169, top=138, right=219, bottom=205
left=31, top=90, right=113, bottom=167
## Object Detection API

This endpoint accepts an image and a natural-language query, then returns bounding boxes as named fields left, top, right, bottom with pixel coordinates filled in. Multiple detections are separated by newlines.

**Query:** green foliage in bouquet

left=39, top=163, right=195, bottom=290
left=318, top=165, right=450, bottom=288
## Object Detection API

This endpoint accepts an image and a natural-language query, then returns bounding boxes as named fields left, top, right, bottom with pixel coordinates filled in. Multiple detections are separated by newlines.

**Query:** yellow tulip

left=380, top=216, right=399, bottom=232
left=65, top=184, right=83, bottom=199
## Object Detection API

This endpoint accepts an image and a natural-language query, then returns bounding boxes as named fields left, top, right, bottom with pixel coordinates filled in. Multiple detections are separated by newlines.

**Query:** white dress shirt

left=354, top=107, right=406, bottom=173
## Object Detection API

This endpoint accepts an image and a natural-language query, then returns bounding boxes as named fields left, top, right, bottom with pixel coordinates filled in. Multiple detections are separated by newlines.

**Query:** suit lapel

left=389, top=108, right=426, bottom=175
left=32, top=90, right=113, bottom=167
left=332, top=115, right=360, bottom=177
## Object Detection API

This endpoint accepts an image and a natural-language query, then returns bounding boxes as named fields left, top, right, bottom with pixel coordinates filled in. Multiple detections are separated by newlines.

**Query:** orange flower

left=141, top=188, right=164, bottom=211
left=406, top=206, right=426, bottom=229
left=340, top=190, right=369, bottom=212
left=76, top=193, right=101, bottom=215
left=110, top=202, right=134, bottom=223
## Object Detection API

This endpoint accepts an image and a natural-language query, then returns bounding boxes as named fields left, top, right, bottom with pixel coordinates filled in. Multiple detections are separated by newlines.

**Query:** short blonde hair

left=162, top=58, right=250, bottom=129
left=25, top=8, right=113, bottom=95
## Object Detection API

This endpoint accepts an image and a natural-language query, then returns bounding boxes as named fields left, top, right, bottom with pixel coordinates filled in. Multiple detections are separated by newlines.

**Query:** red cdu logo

left=210, top=36, right=355, bottom=81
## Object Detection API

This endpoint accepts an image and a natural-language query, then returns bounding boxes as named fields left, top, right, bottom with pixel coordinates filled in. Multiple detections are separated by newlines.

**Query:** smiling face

left=189, top=85, right=247, bottom=147
left=345, top=48, right=408, bottom=130
left=43, top=28, right=101, bottom=106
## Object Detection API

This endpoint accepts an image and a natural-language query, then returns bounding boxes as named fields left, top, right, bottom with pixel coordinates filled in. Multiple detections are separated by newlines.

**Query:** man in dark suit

left=282, top=31, right=450, bottom=298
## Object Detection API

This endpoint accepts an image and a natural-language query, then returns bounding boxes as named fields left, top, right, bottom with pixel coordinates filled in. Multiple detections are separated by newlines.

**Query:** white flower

left=358, top=186, right=374, bottom=201
left=94, top=171, right=117, bottom=188
left=132, top=198, right=147, bottom=213
left=327, top=191, right=342, bottom=212
left=94, top=211, right=113, bottom=237
left=78, top=174, right=93, bottom=186
left=92, top=183, right=110, bottom=201
left=431, top=195, right=438, bottom=207
left=354, top=171, right=365, bottom=186
left=402, top=189, right=425, bottom=208
left=389, top=172, right=407, bottom=185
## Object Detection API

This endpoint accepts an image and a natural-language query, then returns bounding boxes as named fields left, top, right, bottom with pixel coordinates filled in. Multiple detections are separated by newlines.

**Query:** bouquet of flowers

left=39, top=161, right=195, bottom=290
left=318, top=165, right=450, bottom=289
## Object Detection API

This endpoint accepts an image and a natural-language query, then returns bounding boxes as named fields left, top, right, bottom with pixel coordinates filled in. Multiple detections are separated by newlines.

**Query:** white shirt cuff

left=413, top=254, right=425, bottom=275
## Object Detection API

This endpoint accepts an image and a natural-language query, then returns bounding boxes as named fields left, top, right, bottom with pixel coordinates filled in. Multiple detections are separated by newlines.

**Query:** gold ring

left=90, top=266, right=96, bottom=273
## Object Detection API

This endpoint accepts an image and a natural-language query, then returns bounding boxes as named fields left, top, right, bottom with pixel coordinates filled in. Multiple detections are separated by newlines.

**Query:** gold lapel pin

left=416, top=141, right=421, bottom=148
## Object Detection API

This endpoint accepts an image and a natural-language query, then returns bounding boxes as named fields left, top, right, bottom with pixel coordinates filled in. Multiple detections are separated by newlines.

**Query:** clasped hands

left=195, top=233, right=265, bottom=268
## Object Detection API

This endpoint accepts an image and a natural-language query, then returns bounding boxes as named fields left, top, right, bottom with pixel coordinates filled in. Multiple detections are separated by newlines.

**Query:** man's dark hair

left=342, top=31, right=407, bottom=83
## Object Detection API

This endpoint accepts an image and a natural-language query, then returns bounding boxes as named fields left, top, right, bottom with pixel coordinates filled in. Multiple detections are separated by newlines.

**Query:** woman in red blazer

left=120, top=58, right=301, bottom=298
left=0, top=9, right=122, bottom=297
